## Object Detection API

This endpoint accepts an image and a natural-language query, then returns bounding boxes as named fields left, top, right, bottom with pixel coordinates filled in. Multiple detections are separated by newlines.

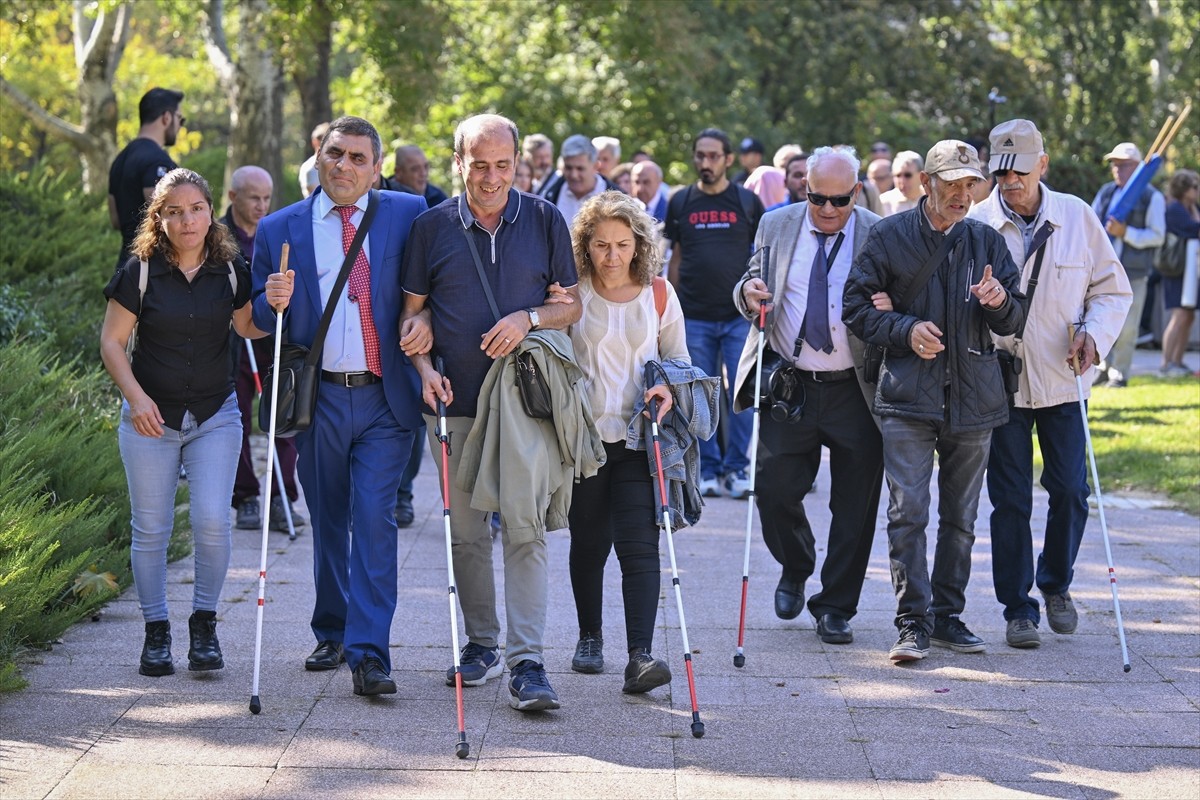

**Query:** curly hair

left=131, top=168, right=240, bottom=266
left=571, top=191, right=663, bottom=286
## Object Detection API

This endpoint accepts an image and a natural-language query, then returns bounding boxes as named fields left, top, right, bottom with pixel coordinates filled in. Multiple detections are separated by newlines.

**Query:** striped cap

left=989, top=119, right=1043, bottom=174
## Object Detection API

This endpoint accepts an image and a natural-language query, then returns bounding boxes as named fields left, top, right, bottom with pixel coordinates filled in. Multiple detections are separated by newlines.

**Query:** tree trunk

left=204, top=0, right=282, bottom=199
left=292, top=0, right=334, bottom=150
left=75, top=0, right=129, bottom=194
left=0, top=1, right=129, bottom=195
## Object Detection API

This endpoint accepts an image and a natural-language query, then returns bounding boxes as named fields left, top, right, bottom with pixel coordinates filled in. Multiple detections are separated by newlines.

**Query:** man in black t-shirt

left=666, top=127, right=764, bottom=500
left=108, top=88, right=184, bottom=272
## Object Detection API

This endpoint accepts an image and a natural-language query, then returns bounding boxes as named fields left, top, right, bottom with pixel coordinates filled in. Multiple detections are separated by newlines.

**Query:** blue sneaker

left=508, top=659, right=561, bottom=712
left=445, top=641, right=503, bottom=687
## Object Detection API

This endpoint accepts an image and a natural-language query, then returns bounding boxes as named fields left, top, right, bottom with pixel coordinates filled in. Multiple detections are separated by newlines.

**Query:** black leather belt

left=321, top=370, right=381, bottom=388
left=797, top=368, right=856, bottom=383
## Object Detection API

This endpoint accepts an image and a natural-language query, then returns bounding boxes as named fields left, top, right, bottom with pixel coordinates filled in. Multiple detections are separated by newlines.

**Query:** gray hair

left=592, top=136, right=621, bottom=159
left=808, top=146, right=860, bottom=177
left=454, top=114, right=520, bottom=158
left=892, top=150, right=924, bottom=172
left=561, top=134, right=597, bottom=162
left=523, top=133, right=552, bottom=153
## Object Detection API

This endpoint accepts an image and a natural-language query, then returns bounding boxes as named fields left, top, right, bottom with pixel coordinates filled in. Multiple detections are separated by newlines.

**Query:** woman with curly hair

left=99, top=168, right=293, bottom=678
left=565, top=191, right=690, bottom=694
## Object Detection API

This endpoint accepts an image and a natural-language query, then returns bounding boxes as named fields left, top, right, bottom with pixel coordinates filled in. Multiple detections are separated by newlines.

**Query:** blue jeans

left=118, top=393, right=242, bottom=622
left=685, top=316, right=752, bottom=479
left=880, top=414, right=992, bottom=633
left=987, top=403, right=1090, bottom=623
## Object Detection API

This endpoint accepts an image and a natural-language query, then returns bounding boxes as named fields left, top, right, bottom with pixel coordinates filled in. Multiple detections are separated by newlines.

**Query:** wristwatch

left=526, top=308, right=540, bottom=330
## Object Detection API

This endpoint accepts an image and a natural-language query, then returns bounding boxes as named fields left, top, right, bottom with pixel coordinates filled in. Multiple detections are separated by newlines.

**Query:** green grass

left=1034, top=375, right=1200, bottom=514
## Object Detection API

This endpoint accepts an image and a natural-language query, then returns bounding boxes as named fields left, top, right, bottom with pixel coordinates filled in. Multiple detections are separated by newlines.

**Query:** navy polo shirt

left=402, top=189, right=577, bottom=418
left=105, top=252, right=251, bottom=429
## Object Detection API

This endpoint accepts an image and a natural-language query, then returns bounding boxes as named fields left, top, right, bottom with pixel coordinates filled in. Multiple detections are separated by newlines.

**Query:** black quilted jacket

left=842, top=203, right=1025, bottom=433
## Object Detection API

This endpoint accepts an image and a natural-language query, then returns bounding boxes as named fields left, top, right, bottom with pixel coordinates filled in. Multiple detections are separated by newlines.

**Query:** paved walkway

left=2, top=353, right=1197, bottom=799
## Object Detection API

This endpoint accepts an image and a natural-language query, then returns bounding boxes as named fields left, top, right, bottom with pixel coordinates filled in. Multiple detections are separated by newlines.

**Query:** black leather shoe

left=816, top=613, right=854, bottom=644
left=395, top=494, right=415, bottom=529
left=352, top=656, right=397, bottom=696
left=139, top=620, right=174, bottom=677
left=305, top=640, right=345, bottom=671
left=187, top=611, right=224, bottom=670
left=774, top=578, right=805, bottom=620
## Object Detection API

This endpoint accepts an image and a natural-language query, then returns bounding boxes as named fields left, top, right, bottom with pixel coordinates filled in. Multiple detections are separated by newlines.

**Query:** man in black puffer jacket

left=843, top=140, right=1024, bottom=665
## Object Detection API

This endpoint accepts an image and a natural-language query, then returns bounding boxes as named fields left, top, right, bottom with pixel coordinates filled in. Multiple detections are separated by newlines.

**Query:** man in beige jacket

left=968, top=119, right=1132, bottom=649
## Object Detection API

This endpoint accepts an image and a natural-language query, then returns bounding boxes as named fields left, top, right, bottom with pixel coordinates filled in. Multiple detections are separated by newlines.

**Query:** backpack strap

left=652, top=275, right=667, bottom=319
left=137, top=259, right=149, bottom=314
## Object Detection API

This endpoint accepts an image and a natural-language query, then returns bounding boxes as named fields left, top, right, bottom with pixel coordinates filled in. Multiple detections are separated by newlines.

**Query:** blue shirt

left=402, top=189, right=577, bottom=417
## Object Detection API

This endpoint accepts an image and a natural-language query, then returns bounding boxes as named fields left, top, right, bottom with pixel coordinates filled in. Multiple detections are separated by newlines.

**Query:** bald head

left=230, top=165, right=272, bottom=193
left=454, top=114, right=519, bottom=159
left=228, top=165, right=273, bottom=233
left=631, top=161, right=663, bottom=205
left=394, top=145, right=429, bottom=193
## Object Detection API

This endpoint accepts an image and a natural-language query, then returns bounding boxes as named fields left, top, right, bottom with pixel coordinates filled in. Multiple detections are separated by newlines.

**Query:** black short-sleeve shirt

left=108, top=139, right=177, bottom=256
left=402, top=190, right=577, bottom=418
left=105, top=252, right=251, bottom=429
left=665, top=183, right=762, bottom=321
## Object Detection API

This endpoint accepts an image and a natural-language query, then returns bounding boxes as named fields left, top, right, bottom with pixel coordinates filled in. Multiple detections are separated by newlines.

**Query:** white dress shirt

left=311, top=190, right=373, bottom=373
left=769, top=211, right=857, bottom=371
left=556, top=178, right=607, bottom=226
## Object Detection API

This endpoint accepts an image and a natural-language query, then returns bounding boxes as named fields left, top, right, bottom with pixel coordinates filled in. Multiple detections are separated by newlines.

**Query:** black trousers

left=569, top=441, right=661, bottom=652
left=755, top=375, right=883, bottom=619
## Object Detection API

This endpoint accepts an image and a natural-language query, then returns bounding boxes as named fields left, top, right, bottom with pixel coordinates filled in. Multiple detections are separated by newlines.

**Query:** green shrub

left=0, top=340, right=132, bottom=690
left=0, top=168, right=121, bottom=358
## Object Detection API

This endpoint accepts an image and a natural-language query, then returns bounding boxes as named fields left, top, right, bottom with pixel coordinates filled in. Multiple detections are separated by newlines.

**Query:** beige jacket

left=969, top=186, right=1132, bottom=409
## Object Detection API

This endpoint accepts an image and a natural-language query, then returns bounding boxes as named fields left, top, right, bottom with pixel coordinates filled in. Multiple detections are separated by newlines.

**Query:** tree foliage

left=1, top=0, right=1196, bottom=201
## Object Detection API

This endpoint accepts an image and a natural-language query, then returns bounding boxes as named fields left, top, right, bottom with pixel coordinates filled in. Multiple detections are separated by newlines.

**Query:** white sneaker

left=699, top=477, right=722, bottom=497
left=725, top=470, right=752, bottom=500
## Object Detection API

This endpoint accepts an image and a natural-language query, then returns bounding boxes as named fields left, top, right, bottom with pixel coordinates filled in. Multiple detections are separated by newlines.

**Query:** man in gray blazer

left=731, top=146, right=883, bottom=644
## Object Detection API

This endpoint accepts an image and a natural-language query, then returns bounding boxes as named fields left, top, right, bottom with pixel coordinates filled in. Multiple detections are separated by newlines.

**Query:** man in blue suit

left=251, top=116, right=427, bottom=696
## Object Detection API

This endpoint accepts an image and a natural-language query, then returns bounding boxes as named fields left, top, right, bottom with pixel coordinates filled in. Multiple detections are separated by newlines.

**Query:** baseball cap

left=923, top=140, right=984, bottom=182
left=989, top=119, right=1043, bottom=173
left=1103, top=142, right=1142, bottom=162
left=739, top=137, right=765, bottom=155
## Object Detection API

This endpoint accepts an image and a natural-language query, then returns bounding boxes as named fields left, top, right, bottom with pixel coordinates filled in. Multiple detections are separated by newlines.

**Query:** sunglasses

left=893, top=172, right=914, bottom=178
left=993, top=169, right=1029, bottom=177
left=808, top=192, right=855, bottom=207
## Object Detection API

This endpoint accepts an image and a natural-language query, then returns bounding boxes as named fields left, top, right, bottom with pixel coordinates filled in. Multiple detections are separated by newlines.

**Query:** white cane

left=735, top=244, right=770, bottom=668
left=1070, top=324, right=1131, bottom=672
left=250, top=242, right=289, bottom=714
left=244, top=338, right=297, bottom=541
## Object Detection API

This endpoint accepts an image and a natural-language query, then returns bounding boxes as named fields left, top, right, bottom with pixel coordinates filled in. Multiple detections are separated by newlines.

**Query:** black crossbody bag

left=997, top=221, right=1054, bottom=397
left=461, top=227, right=553, bottom=419
left=260, top=190, right=380, bottom=436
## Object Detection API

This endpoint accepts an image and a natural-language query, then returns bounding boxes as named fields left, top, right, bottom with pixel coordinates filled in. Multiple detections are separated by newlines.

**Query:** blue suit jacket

left=251, top=189, right=427, bottom=431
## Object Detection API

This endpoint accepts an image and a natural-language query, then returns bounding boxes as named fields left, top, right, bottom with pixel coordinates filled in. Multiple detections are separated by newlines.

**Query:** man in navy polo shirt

left=401, top=113, right=580, bottom=712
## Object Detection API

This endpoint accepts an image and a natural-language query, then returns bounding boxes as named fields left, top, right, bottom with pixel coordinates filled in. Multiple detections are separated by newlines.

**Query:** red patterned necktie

left=337, top=205, right=381, bottom=376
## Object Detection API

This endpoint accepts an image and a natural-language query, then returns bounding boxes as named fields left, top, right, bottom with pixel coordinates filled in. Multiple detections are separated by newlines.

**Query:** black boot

left=622, top=647, right=671, bottom=694
left=139, top=620, right=174, bottom=677
left=187, top=610, right=224, bottom=671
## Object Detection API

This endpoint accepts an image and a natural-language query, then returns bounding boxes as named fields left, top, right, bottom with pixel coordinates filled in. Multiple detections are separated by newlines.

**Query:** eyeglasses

left=176, top=113, right=187, bottom=126
left=893, top=172, right=914, bottom=178
left=993, top=169, right=1029, bottom=177
left=808, top=192, right=855, bottom=207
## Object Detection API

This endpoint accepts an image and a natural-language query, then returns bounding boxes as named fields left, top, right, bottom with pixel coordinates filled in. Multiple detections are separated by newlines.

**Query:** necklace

left=181, top=264, right=203, bottom=276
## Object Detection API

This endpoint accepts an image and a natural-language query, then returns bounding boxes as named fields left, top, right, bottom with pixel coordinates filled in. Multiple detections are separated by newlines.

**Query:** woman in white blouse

left=565, top=191, right=690, bottom=694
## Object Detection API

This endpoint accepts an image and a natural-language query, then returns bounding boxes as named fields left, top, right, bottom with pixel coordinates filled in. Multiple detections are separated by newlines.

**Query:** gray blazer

left=730, top=202, right=881, bottom=414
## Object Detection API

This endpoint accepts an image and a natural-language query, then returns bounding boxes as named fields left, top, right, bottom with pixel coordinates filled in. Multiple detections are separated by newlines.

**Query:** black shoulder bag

left=863, top=223, right=963, bottom=384
left=461, top=227, right=553, bottom=419
left=997, top=220, right=1054, bottom=397
left=260, top=190, right=380, bottom=437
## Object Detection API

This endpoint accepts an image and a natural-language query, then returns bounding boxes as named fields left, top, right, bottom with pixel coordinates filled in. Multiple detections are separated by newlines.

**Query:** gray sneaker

left=571, top=634, right=604, bottom=674
left=1043, top=592, right=1078, bottom=634
left=1006, top=618, right=1041, bottom=648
